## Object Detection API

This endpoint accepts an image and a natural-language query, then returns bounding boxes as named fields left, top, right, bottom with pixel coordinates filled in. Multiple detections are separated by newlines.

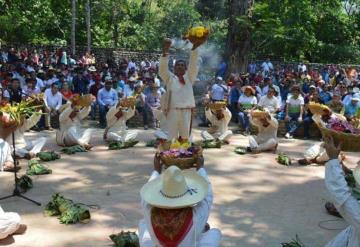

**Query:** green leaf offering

left=199, top=139, right=221, bottom=149
left=234, top=147, right=247, bottom=155
left=37, top=151, right=61, bottom=162
left=110, top=231, right=140, bottom=247
left=26, top=159, right=52, bottom=176
left=281, top=235, right=305, bottom=247
left=277, top=153, right=291, bottom=166
left=109, top=139, right=139, bottom=150
left=17, top=175, right=33, bottom=193
left=61, top=145, right=87, bottom=155
left=44, top=193, right=91, bottom=224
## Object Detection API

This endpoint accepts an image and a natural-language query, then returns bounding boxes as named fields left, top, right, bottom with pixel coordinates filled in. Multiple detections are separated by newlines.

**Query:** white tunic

left=56, top=105, right=93, bottom=146
left=138, top=168, right=221, bottom=247
left=0, top=139, right=13, bottom=172
left=201, top=108, right=232, bottom=142
left=325, top=159, right=360, bottom=247
left=0, top=206, right=21, bottom=239
left=249, top=115, right=278, bottom=144
left=105, top=105, right=137, bottom=142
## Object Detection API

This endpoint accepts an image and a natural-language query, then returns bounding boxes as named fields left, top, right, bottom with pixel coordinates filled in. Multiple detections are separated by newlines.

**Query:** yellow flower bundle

left=183, top=26, right=210, bottom=43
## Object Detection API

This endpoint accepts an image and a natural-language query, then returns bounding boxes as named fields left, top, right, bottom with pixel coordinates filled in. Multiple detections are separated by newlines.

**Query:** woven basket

left=308, top=103, right=330, bottom=116
left=252, top=111, right=267, bottom=118
left=315, top=120, right=360, bottom=152
left=159, top=146, right=203, bottom=170
left=208, top=101, right=227, bottom=111
left=77, top=94, right=93, bottom=107
left=120, top=97, right=136, bottom=108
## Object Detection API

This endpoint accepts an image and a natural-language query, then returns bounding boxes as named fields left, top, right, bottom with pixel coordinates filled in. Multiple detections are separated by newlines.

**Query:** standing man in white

left=159, top=37, right=207, bottom=140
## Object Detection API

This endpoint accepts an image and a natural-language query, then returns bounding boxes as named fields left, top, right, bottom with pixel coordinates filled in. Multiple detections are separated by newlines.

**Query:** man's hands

left=154, top=153, right=163, bottom=173
left=324, top=135, right=342, bottom=160
left=69, top=110, right=78, bottom=119
left=162, top=38, right=172, bottom=56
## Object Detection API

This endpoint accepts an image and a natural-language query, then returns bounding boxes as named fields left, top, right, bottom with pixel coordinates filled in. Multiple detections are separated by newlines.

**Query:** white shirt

left=249, top=115, right=278, bottom=144
left=205, top=108, right=232, bottom=134
left=36, top=78, right=45, bottom=89
left=159, top=50, right=199, bottom=109
left=325, top=159, right=360, bottom=247
left=139, top=168, right=217, bottom=247
left=210, top=84, right=227, bottom=101
left=44, top=88, right=62, bottom=110
left=261, top=61, right=273, bottom=72
left=286, top=96, right=304, bottom=114
left=258, top=95, right=280, bottom=113
left=238, top=95, right=257, bottom=110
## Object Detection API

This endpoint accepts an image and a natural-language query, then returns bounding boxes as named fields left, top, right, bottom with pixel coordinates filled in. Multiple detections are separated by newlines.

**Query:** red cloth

left=177, top=75, right=186, bottom=85
left=151, top=207, right=193, bottom=247
left=61, top=90, right=73, bottom=100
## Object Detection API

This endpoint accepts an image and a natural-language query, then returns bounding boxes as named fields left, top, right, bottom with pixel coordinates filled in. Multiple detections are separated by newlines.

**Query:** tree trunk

left=71, top=0, right=76, bottom=55
left=86, top=0, right=91, bottom=53
left=226, top=0, right=254, bottom=74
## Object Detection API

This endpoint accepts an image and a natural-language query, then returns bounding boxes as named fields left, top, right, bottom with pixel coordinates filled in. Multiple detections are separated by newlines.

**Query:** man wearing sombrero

left=247, top=109, right=278, bottom=153
left=159, top=36, right=207, bottom=140
left=324, top=135, right=360, bottom=246
left=138, top=155, right=221, bottom=246
left=201, top=105, right=232, bottom=143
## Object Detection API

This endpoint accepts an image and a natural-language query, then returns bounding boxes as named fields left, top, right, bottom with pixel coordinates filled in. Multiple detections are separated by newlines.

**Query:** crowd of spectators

left=0, top=47, right=164, bottom=130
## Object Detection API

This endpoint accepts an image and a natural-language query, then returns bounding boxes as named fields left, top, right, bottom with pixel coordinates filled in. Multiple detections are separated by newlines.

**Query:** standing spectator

left=60, top=82, right=73, bottom=103
left=248, top=60, right=257, bottom=75
left=209, top=77, right=228, bottom=102
left=44, top=83, right=63, bottom=130
left=144, top=83, right=161, bottom=129
left=229, top=79, right=242, bottom=122
left=261, top=58, right=273, bottom=76
left=97, top=79, right=118, bottom=128
left=284, top=85, right=304, bottom=139
left=3, top=79, right=23, bottom=103
left=89, top=75, right=103, bottom=120
left=216, top=60, right=227, bottom=78
left=238, top=86, right=257, bottom=135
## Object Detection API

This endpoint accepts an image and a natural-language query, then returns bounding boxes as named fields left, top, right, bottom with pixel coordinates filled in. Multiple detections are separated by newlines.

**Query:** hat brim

left=140, top=170, right=209, bottom=209
left=242, top=86, right=255, bottom=95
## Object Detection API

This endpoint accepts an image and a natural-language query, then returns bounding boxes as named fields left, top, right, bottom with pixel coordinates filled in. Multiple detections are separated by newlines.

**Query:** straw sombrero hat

left=242, top=86, right=255, bottom=95
left=140, top=166, right=208, bottom=209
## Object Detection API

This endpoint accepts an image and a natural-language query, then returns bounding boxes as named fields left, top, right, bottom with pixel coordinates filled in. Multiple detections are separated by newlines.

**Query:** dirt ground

left=0, top=124, right=358, bottom=247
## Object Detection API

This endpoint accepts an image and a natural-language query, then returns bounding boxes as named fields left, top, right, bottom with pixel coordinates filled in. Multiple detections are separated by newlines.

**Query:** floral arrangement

left=326, top=118, right=359, bottom=134
left=0, top=101, right=42, bottom=127
left=183, top=26, right=210, bottom=43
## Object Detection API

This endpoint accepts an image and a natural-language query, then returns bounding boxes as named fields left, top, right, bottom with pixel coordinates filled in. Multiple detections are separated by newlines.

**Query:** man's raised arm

left=187, top=48, right=199, bottom=84
left=159, top=38, right=172, bottom=84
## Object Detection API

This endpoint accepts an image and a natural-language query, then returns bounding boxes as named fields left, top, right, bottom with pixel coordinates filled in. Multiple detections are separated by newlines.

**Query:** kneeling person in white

left=324, top=136, right=360, bottom=247
left=56, top=104, right=94, bottom=149
left=248, top=110, right=278, bottom=153
left=139, top=155, right=221, bottom=247
left=201, top=107, right=232, bottom=143
left=6, top=111, right=46, bottom=159
left=0, top=206, right=26, bottom=240
left=104, top=103, right=137, bottom=142
left=0, top=124, right=16, bottom=172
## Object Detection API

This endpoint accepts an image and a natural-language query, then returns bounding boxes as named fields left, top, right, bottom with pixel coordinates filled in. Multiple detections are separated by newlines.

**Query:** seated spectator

left=258, top=86, right=280, bottom=115
left=3, top=78, right=23, bottom=104
left=319, top=84, right=333, bottom=104
left=22, top=78, right=40, bottom=97
left=327, top=93, right=344, bottom=114
left=238, top=86, right=257, bottom=135
left=144, top=83, right=161, bottom=129
left=89, top=75, right=103, bottom=120
left=44, top=83, right=63, bottom=130
left=122, top=76, right=136, bottom=98
left=60, top=82, right=73, bottom=103
left=133, top=83, right=146, bottom=128
left=97, top=79, right=118, bottom=128
left=229, top=79, right=242, bottom=122
left=209, top=77, right=228, bottom=102
left=342, top=97, right=360, bottom=120
left=284, top=85, right=304, bottom=139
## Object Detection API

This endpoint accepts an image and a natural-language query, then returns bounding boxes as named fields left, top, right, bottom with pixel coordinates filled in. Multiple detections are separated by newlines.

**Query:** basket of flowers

left=71, top=94, right=92, bottom=108
left=308, top=102, right=331, bottom=116
left=183, top=26, right=210, bottom=44
left=315, top=116, right=360, bottom=152
left=120, top=96, right=137, bottom=108
left=159, top=138, right=202, bottom=169
left=208, top=101, right=227, bottom=111
left=0, top=101, right=41, bottom=128
left=251, top=106, right=267, bottom=118
left=26, top=93, right=45, bottom=107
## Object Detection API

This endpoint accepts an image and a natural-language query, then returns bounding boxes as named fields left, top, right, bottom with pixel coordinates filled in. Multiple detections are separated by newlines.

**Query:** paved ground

left=0, top=123, right=358, bottom=247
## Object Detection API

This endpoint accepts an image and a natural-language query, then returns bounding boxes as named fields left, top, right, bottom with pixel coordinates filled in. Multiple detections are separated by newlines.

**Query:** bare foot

left=84, top=144, right=93, bottom=150
left=13, top=224, right=27, bottom=235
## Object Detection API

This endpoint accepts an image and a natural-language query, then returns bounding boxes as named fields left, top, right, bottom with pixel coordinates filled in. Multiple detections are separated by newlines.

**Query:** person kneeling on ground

left=201, top=105, right=232, bottom=143
left=138, top=154, right=221, bottom=247
left=6, top=109, right=46, bottom=160
left=104, top=101, right=137, bottom=142
left=323, top=136, right=360, bottom=247
left=0, top=206, right=27, bottom=242
left=247, top=109, right=278, bottom=153
left=0, top=124, right=17, bottom=172
left=56, top=103, right=94, bottom=150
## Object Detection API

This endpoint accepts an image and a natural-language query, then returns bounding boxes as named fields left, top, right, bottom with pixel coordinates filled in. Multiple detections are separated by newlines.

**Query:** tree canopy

left=1, top=0, right=360, bottom=64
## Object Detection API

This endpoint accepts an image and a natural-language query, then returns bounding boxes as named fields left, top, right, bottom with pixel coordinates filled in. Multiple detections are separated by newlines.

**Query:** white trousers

left=201, top=130, right=233, bottom=142
left=107, top=130, right=138, bottom=142
left=64, top=127, right=94, bottom=146
left=15, top=137, right=47, bottom=158
left=304, top=144, right=329, bottom=163
left=0, top=206, right=21, bottom=240
left=168, top=109, right=192, bottom=140
left=0, top=139, right=13, bottom=172
left=249, top=136, right=277, bottom=152
left=138, top=219, right=221, bottom=247
left=154, top=129, right=169, bottom=140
